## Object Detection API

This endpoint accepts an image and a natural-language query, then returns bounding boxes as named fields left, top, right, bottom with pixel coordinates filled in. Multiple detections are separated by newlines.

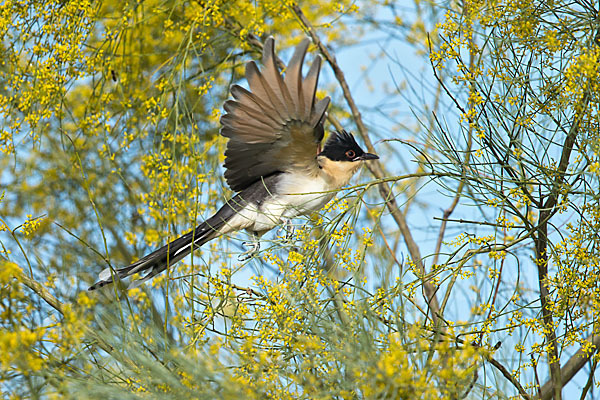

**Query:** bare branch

left=291, top=3, right=442, bottom=325
left=540, top=333, right=600, bottom=400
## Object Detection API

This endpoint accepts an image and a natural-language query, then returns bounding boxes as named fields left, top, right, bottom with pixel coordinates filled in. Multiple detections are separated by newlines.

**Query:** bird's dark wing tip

left=88, top=281, right=106, bottom=291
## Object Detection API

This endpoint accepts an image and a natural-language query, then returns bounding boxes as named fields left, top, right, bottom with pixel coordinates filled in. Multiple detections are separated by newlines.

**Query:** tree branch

left=540, top=333, right=600, bottom=400
left=536, top=80, right=593, bottom=400
left=291, top=3, right=441, bottom=325
left=19, top=272, right=117, bottom=357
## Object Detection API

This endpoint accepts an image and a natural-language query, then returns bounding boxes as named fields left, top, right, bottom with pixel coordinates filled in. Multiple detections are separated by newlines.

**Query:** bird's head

left=316, top=130, right=378, bottom=187
left=318, top=130, right=379, bottom=162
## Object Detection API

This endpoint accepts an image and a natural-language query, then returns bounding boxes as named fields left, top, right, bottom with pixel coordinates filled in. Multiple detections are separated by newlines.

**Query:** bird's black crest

left=319, top=130, right=367, bottom=161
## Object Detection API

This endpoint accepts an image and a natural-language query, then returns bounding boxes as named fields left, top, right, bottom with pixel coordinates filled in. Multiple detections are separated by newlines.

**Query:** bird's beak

left=357, top=153, right=379, bottom=161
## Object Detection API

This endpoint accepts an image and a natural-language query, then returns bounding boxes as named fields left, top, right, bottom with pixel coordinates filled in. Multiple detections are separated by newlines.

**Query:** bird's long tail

left=88, top=203, right=237, bottom=291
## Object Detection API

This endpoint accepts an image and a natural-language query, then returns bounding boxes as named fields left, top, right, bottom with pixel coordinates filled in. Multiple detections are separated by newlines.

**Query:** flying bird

left=89, top=37, right=378, bottom=290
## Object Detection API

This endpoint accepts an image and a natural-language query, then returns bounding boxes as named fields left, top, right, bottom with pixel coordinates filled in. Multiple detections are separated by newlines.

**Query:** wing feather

left=223, top=100, right=281, bottom=131
left=311, top=97, right=330, bottom=128
left=262, top=37, right=295, bottom=117
left=220, top=36, right=330, bottom=192
left=282, top=39, right=310, bottom=119
left=246, top=62, right=288, bottom=121
left=230, top=85, right=284, bottom=126
left=303, top=57, right=322, bottom=119
left=220, top=114, right=276, bottom=143
left=231, top=85, right=285, bottom=126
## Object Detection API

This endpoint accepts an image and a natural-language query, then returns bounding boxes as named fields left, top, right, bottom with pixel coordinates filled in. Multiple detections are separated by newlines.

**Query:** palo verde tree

left=0, top=0, right=599, bottom=399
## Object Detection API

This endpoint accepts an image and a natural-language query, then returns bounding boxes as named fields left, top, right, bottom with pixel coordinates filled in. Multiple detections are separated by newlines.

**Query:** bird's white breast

left=251, top=172, right=335, bottom=232
left=219, top=165, right=358, bottom=235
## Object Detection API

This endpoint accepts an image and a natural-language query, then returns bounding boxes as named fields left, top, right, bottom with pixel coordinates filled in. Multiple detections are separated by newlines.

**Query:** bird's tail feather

left=88, top=211, right=232, bottom=291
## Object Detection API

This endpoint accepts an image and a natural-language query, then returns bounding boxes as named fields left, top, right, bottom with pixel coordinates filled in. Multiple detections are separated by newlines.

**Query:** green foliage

left=2, top=0, right=600, bottom=399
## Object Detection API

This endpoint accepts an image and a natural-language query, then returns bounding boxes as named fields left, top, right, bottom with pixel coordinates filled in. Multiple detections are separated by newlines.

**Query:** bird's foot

left=238, top=240, right=260, bottom=261
left=277, top=219, right=295, bottom=241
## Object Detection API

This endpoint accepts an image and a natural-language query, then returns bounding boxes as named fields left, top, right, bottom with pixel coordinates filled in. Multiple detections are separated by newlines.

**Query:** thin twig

left=291, top=4, right=441, bottom=325
left=486, top=355, right=532, bottom=400
left=18, top=272, right=117, bottom=357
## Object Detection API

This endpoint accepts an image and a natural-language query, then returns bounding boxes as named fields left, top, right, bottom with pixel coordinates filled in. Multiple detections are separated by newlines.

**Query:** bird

left=89, top=37, right=379, bottom=290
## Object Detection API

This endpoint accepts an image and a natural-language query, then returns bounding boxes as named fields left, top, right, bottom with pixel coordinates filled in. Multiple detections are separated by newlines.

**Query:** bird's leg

left=277, top=219, right=294, bottom=241
left=285, top=219, right=295, bottom=240
left=239, top=233, right=260, bottom=261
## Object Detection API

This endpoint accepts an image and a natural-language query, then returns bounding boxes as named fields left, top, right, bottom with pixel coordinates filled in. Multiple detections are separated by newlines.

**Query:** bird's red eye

left=345, top=150, right=356, bottom=159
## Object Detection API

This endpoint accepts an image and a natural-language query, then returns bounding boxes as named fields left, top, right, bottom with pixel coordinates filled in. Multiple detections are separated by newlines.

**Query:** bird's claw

left=238, top=240, right=260, bottom=261
left=277, top=219, right=295, bottom=241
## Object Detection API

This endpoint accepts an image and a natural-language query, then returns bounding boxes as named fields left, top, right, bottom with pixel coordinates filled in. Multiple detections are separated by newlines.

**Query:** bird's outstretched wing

left=220, top=37, right=330, bottom=192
